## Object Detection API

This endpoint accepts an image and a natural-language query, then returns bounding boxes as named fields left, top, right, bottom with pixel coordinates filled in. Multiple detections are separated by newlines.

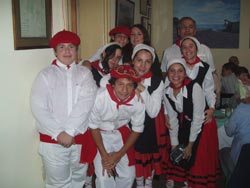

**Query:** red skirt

left=135, top=106, right=170, bottom=178
left=166, top=118, right=221, bottom=188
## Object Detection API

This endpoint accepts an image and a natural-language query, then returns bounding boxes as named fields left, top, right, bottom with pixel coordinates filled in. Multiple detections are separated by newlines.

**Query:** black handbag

left=170, top=144, right=185, bottom=165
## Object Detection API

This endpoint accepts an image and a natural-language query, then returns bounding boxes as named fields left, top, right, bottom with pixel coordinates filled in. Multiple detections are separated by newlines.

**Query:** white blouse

left=140, top=77, right=165, bottom=118
left=163, top=83, right=205, bottom=146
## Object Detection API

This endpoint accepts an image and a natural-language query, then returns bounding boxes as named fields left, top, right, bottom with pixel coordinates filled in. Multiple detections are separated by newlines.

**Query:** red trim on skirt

left=166, top=118, right=221, bottom=188
left=135, top=106, right=170, bottom=178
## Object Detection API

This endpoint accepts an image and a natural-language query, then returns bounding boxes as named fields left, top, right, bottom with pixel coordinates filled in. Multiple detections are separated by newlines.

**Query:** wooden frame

left=116, top=0, right=135, bottom=27
left=147, top=23, right=151, bottom=40
left=140, top=0, right=147, bottom=16
left=141, top=16, right=148, bottom=29
left=12, top=0, right=52, bottom=50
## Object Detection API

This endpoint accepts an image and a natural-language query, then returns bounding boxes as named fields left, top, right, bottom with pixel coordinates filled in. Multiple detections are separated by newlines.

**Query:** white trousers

left=39, top=142, right=88, bottom=188
left=94, top=130, right=135, bottom=188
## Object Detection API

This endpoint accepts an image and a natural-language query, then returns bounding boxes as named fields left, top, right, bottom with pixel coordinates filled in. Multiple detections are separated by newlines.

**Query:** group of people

left=31, top=17, right=227, bottom=188
left=221, top=55, right=250, bottom=107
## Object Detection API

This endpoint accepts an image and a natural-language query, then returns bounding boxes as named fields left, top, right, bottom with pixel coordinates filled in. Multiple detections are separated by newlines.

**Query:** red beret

left=49, top=30, right=81, bottom=48
left=110, top=65, right=140, bottom=82
left=109, top=26, right=131, bottom=37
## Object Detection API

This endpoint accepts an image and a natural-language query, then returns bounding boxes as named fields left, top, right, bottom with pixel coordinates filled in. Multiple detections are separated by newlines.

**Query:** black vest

left=134, top=75, right=162, bottom=153
left=166, top=81, right=203, bottom=170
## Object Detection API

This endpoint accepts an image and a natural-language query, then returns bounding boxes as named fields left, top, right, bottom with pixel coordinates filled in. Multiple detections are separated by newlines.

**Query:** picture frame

left=141, top=16, right=148, bottom=30
left=148, top=7, right=151, bottom=19
left=12, top=0, right=52, bottom=50
left=140, top=0, right=148, bottom=16
left=116, top=0, right=135, bottom=27
left=147, top=0, right=152, bottom=6
left=147, top=23, right=151, bottom=40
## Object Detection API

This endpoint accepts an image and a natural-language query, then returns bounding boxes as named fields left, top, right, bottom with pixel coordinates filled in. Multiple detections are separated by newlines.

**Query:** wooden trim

left=70, top=0, right=77, bottom=33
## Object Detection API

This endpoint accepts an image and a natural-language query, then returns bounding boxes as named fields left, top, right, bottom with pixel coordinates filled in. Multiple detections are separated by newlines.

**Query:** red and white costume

left=88, top=84, right=145, bottom=188
left=31, top=59, right=97, bottom=188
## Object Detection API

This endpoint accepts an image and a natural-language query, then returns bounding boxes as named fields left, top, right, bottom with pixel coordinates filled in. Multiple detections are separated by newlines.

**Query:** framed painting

left=12, top=0, right=52, bottom=50
left=173, top=0, right=240, bottom=48
left=116, top=0, right=135, bottom=27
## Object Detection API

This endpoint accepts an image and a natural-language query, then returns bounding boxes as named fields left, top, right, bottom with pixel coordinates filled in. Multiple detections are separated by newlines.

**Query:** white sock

left=166, top=179, right=174, bottom=188
left=136, top=176, right=144, bottom=188
left=145, top=171, right=154, bottom=188
left=84, top=176, right=92, bottom=188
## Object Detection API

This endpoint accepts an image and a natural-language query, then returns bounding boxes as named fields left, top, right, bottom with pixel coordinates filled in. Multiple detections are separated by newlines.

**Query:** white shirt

left=31, top=60, right=97, bottom=139
left=163, top=83, right=205, bottom=146
left=140, top=77, right=165, bottom=118
left=186, top=62, right=216, bottom=108
left=161, top=43, right=215, bottom=73
left=165, top=61, right=216, bottom=109
left=88, top=87, right=145, bottom=133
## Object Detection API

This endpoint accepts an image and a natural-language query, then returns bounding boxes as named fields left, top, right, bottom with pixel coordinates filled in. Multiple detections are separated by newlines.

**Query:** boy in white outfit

left=31, top=30, right=97, bottom=188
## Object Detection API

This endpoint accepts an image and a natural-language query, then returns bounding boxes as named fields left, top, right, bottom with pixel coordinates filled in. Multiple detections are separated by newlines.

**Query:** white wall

left=0, top=1, right=65, bottom=187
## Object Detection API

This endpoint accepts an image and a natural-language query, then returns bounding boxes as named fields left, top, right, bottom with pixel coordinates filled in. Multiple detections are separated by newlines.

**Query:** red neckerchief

left=140, top=71, right=152, bottom=79
left=184, top=56, right=201, bottom=66
left=169, top=77, right=191, bottom=90
left=175, top=39, right=181, bottom=47
left=51, top=59, right=74, bottom=69
left=106, top=84, right=135, bottom=109
left=91, top=60, right=106, bottom=74
left=52, top=59, right=58, bottom=67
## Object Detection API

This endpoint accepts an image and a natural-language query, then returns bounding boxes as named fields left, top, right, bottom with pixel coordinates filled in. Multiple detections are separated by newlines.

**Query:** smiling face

left=178, top=18, right=196, bottom=39
left=181, top=38, right=197, bottom=63
left=113, top=78, right=135, bottom=101
left=167, top=63, right=186, bottom=88
left=130, top=27, right=144, bottom=47
left=107, top=48, right=122, bottom=69
left=133, top=50, right=153, bottom=76
left=239, top=73, right=249, bottom=84
left=111, top=33, right=129, bottom=47
left=54, top=43, right=78, bottom=65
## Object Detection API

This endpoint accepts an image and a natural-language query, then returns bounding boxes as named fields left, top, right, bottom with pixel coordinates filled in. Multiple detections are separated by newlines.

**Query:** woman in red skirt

left=163, top=58, right=220, bottom=188
left=132, top=44, right=169, bottom=188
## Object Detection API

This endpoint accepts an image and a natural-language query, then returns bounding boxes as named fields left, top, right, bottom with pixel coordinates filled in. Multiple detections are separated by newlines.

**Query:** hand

left=82, top=60, right=92, bottom=69
left=57, top=131, right=74, bottom=148
left=101, top=153, right=119, bottom=177
left=242, top=97, right=250, bottom=104
left=136, top=82, right=145, bottom=93
left=171, top=145, right=177, bottom=151
left=204, top=108, right=215, bottom=124
left=183, top=144, right=193, bottom=159
left=165, top=115, right=171, bottom=129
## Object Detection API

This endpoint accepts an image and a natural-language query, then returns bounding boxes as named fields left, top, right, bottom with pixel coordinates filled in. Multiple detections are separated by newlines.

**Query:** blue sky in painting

left=174, top=0, right=240, bottom=29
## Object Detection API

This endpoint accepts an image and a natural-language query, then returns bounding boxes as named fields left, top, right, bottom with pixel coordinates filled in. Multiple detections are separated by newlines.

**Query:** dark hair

left=228, top=56, right=239, bottom=65
left=108, top=77, right=137, bottom=88
left=222, top=62, right=237, bottom=71
left=131, top=24, right=151, bottom=45
left=101, top=44, right=122, bottom=74
left=178, top=17, right=196, bottom=29
left=235, top=66, right=249, bottom=77
left=180, top=37, right=198, bottom=51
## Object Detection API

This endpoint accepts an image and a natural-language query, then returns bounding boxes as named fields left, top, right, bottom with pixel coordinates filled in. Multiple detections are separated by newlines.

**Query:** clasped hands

left=101, top=152, right=121, bottom=177
left=57, top=131, right=74, bottom=148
